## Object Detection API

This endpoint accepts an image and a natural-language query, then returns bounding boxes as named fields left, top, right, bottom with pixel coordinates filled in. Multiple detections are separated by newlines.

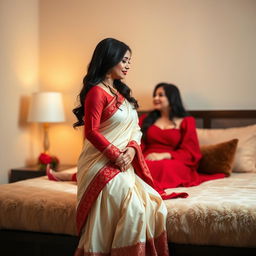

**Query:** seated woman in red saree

left=70, top=38, right=172, bottom=256
left=139, top=83, right=226, bottom=191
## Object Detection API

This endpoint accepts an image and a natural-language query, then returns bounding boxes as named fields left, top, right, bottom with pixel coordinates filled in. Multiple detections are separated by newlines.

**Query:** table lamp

left=28, top=92, right=65, bottom=153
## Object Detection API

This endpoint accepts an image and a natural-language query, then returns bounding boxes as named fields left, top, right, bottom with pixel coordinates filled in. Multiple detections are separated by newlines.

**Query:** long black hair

left=141, top=83, right=189, bottom=140
left=73, top=38, right=138, bottom=128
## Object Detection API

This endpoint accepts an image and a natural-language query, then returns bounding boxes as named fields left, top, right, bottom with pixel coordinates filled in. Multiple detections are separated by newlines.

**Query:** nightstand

left=9, top=164, right=76, bottom=183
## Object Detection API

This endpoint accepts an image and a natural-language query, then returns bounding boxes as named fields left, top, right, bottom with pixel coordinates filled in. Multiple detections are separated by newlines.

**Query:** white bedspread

left=0, top=169, right=255, bottom=248
left=165, top=172, right=256, bottom=247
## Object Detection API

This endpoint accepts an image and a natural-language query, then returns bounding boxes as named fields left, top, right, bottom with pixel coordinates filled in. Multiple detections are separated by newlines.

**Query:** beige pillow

left=233, top=135, right=256, bottom=172
left=197, top=124, right=256, bottom=173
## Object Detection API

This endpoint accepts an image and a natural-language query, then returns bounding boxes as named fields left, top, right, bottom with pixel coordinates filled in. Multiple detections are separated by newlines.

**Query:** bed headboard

left=138, top=110, right=256, bottom=129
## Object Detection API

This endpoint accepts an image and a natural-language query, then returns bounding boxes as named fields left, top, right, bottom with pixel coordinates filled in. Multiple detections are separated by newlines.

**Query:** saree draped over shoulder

left=75, top=86, right=169, bottom=256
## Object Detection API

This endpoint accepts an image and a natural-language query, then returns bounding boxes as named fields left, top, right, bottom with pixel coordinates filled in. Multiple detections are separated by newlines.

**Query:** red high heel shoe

left=46, top=164, right=60, bottom=181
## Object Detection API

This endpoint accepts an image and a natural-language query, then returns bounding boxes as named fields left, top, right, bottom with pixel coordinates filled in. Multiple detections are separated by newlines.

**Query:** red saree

left=139, top=114, right=226, bottom=190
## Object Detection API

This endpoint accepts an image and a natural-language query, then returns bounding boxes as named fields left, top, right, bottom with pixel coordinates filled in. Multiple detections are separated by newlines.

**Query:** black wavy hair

left=73, top=38, right=138, bottom=128
left=141, top=83, right=190, bottom=140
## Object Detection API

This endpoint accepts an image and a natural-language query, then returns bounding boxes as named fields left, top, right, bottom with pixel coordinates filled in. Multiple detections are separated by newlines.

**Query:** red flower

left=38, top=153, right=60, bottom=171
left=38, top=153, right=52, bottom=164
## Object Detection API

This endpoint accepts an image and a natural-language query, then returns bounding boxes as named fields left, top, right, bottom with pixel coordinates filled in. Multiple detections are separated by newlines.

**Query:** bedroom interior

left=1, top=110, right=256, bottom=256
left=0, top=0, right=255, bottom=255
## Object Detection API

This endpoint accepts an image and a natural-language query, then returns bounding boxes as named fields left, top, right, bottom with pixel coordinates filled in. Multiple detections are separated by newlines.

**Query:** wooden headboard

left=138, top=110, right=256, bottom=129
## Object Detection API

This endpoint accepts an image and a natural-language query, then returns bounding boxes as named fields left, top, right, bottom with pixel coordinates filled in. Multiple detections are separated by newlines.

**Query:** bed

left=0, top=110, right=256, bottom=256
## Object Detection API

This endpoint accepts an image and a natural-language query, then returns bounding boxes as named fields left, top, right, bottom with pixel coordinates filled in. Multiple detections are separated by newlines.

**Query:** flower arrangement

left=38, top=153, right=59, bottom=171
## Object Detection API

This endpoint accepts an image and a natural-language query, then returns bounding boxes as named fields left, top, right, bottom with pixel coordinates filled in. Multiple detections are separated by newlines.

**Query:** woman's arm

left=145, top=152, right=171, bottom=161
left=169, top=116, right=202, bottom=166
left=84, top=86, right=121, bottom=162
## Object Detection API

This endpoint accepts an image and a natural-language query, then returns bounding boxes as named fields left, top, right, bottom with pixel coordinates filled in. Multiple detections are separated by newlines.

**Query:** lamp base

left=43, top=123, right=50, bottom=153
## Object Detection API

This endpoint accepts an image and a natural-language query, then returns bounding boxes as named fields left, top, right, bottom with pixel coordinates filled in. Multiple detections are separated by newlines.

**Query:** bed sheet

left=0, top=169, right=255, bottom=248
left=165, top=172, right=256, bottom=247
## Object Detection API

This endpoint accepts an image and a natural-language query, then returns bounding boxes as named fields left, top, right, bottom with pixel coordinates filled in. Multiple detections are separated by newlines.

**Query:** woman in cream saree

left=73, top=38, right=170, bottom=256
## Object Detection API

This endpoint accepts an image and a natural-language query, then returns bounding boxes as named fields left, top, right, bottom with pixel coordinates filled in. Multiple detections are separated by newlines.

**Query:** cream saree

left=75, top=89, right=169, bottom=256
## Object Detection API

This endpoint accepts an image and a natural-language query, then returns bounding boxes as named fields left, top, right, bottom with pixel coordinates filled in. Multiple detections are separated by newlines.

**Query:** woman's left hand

left=116, top=147, right=135, bottom=171
left=145, top=152, right=171, bottom=161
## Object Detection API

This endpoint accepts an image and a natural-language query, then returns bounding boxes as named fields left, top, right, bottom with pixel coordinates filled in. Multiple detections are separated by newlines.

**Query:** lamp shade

left=28, top=92, right=65, bottom=123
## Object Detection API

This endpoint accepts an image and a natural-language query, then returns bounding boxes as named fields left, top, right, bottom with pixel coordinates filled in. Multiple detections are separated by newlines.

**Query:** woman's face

left=109, top=50, right=131, bottom=80
left=153, top=87, right=170, bottom=111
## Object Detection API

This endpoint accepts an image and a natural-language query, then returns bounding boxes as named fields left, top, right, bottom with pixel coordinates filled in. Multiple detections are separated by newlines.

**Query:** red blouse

left=139, top=114, right=225, bottom=189
left=141, top=115, right=202, bottom=167
left=84, top=86, right=122, bottom=161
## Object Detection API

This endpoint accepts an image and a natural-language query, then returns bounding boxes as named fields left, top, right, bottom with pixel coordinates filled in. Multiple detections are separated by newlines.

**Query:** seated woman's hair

left=141, top=83, right=189, bottom=140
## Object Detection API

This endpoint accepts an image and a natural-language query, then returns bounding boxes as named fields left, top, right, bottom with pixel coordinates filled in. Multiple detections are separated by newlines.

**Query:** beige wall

left=1, top=0, right=256, bottom=183
left=39, top=0, right=256, bottom=110
left=0, top=0, right=40, bottom=183
left=39, top=0, right=256, bottom=168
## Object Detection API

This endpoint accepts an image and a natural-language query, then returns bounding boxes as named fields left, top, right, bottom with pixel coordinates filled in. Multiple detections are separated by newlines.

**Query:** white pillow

left=196, top=124, right=256, bottom=173
left=233, top=135, right=256, bottom=172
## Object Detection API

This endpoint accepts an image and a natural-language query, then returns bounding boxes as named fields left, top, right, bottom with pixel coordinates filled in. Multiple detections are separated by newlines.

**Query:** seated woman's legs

left=46, top=165, right=77, bottom=181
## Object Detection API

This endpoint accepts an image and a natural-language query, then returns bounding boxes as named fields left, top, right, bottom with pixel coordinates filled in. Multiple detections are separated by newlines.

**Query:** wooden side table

left=9, top=164, right=76, bottom=183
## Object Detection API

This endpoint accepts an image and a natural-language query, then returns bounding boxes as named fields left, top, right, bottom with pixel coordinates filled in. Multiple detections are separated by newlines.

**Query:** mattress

left=0, top=168, right=77, bottom=236
left=0, top=168, right=255, bottom=248
left=165, top=172, right=256, bottom=247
